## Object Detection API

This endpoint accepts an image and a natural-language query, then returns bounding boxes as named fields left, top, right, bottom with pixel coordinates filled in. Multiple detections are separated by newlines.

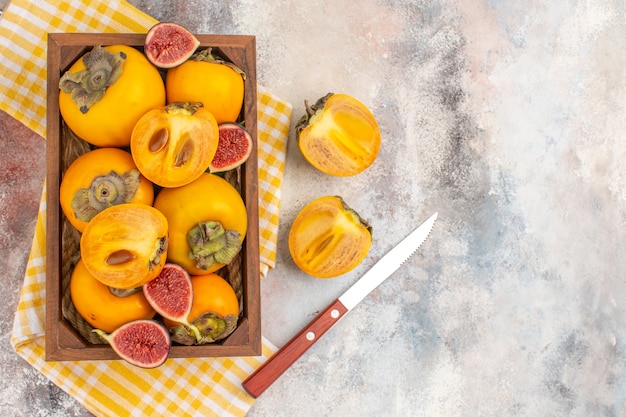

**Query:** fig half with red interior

left=144, top=22, right=200, bottom=69
left=209, top=123, right=253, bottom=173
left=93, top=319, right=171, bottom=368
left=143, top=263, right=202, bottom=343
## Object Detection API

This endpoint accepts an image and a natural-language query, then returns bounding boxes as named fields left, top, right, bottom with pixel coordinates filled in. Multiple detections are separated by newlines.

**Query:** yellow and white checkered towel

left=2, top=0, right=292, bottom=415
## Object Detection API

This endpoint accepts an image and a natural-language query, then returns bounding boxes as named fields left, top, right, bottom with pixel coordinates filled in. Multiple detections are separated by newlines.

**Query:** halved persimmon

left=288, top=196, right=372, bottom=278
left=130, top=102, right=219, bottom=188
left=80, top=203, right=168, bottom=289
left=296, top=93, right=381, bottom=176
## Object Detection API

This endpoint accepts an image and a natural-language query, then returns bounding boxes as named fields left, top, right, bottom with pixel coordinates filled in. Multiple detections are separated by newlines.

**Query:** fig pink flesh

left=143, top=263, right=192, bottom=321
left=144, top=23, right=199, bottom=68
left=110, top=320, right=170, bottom=368
left=210, top=124, right=252, bottom=172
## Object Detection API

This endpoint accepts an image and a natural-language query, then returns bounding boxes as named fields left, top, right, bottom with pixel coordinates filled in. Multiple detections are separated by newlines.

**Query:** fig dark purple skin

left=144, top=22, right=200, bottom=69
left=93, top=319, right=171, bottom=368
left=209, top=123, right=253, bottom=173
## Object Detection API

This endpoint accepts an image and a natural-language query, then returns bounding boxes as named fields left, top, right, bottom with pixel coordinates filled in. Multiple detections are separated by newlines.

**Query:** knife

left=242, top=212, right=438, bottom=398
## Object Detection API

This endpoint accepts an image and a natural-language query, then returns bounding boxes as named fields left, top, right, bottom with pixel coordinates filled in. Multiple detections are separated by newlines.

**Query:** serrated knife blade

left=242, top=212, right=438, bottom=398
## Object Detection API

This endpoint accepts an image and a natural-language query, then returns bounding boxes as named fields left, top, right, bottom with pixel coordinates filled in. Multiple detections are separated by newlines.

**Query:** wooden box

left=45, top=33, right=261, bottom=361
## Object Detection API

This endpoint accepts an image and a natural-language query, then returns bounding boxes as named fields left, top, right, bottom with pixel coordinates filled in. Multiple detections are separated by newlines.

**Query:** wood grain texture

left=242, top=298, right=349, bottom=398
left=45, top=33, right=261, bottom=361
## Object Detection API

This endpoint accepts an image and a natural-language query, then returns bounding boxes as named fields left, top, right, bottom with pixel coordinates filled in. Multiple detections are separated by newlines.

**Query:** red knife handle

left=242, top=298, right=348, bottom=398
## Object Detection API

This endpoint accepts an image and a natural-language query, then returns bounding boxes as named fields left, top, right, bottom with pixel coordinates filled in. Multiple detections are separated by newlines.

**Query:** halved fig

left=144, top=22, right=200, bottom=69
left=296, top=93, right=381, bottom=176
left=143, top=263, right=201, bottom=343
left=209, top=123, right=253, bottom=173
left=288, top=196, right=372, bottom=278
left=93, top=319, right=171, bottom=368
left=80, top=203, right=168, bottom=289
left=130, top=102, right=219, bottom=188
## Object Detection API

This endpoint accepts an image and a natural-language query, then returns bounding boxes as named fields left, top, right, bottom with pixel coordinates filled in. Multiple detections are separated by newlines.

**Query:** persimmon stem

left=305, top=99, right=315, bottom=117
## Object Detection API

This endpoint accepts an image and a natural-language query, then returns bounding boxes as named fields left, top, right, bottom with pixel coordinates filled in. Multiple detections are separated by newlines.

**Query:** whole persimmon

left=70, top=259, right=156, bottom=333
left=59, top=45, right=165, bottom=148
left=165, top=48, right=245, bottom=124
left=59, top=147, right=154, bottom=233
left=164, top=273, right=239, bottom=345
left=153, top=173, right=247, bottom=275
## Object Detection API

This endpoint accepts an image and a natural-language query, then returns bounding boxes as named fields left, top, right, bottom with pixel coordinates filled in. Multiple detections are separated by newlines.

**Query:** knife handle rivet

left=331, top=309, right=340, bottom=319
left=306, top=331, right=316, bottom=341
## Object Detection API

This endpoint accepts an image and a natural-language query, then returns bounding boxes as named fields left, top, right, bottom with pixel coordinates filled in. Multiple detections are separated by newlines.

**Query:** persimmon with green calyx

left=130, top=101, right=219, bottom=188
left=165, top=48, right=245, bottom=124
left=163, top=273, right=239, bottom=345
left=296, top=93, right=381, bottom=176
left=153, top=173, right=247, bottom=275
left=70, top=259, right=156, bottom=333
left=60, top=147, right=154, bottom=233
left=289, top=196, right=372, bottom=278
left=80, top=203, right=169, bottom=289
left=59, top=45, right=166, bottom=148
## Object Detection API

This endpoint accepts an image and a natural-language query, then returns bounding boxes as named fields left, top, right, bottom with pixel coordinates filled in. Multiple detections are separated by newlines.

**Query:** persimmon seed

left=106, top=249, right=135, bottom=265
left=149, top=128, right=169, bottom=152
left=174, top=140, right=193, bottom=167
